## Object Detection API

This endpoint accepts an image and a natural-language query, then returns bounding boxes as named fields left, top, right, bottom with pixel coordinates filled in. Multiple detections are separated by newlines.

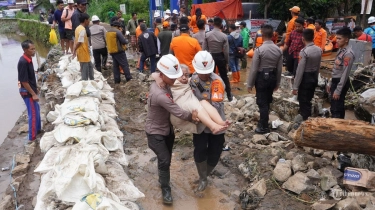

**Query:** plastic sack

left=49, top=29, right=58, bottom=45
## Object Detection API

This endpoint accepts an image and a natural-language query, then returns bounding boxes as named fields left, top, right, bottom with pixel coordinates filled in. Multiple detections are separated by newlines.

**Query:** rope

left=10, top=155, right=24, bottom=210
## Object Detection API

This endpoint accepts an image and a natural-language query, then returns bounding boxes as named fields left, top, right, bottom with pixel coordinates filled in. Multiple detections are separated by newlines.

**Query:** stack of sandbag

left=35, top=56, right=144, bottom=210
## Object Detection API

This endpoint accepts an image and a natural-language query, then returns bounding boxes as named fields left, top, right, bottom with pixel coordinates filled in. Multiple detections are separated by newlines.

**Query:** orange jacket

left=190, top=15, right=207, bottom=34
left=307, top=24, right=315, bottom=30
left=285, top=16, right=297, bottom=43
left=136, top=26, right=142, bottom=39
left=170, top=34, right=202, bottom=74
left=314, top=28, right=327, bottom=51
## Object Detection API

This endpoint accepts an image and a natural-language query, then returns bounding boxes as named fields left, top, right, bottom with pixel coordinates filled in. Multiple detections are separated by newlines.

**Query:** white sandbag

left=46, top=110, right=59, bottom=123
left=361, top=88, right=375, bottom=100
left=40, top=131, right=60, bottom=152
left=108, top=148, right=129, bottom=166
left=53, top=124, right=88, bottom=143
left=102, top=82, right=114, bottom=91
left=101, top=91, right=115, bottom=104
left=60, top=71, right=75, bottom=88
left=100, top=104, right=117, bottom=118
left=84, top=130, right=120, bottom=151
left=35, top=146, right=62, bottom=173
left=104, top=161, right=145, bottom=202
left=72, top=194, right=132, bottom=210
left=34, top=170, right=56, bottom=210
left=102, top=115, right=123, bottom=137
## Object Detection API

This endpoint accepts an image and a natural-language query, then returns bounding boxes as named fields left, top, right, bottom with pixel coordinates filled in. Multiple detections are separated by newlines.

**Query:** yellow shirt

left=170, top=33, right=202, bottom=74
left=75, top=25, right=90, bottom=62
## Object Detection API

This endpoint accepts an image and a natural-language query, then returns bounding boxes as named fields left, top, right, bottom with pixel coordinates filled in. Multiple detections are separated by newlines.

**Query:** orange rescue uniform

left=190, top=15, right=207, bottom=34
left=314, top=28, right=327, bottom=51
left=285, top=16, right=297, bottom=43
left=307, top=24, right=315, bottom=30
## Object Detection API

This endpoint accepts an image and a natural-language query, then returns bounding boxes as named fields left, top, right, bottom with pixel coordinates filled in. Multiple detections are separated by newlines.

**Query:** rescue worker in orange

left=190, top=8, right=207, bottom=34
left=306, top=18, right=315, bottom=30
left=285, top=6, right=300, bottom=43
left=314, top=19, right=327, bottom=52
left=135, top=19, right=148, bottom=70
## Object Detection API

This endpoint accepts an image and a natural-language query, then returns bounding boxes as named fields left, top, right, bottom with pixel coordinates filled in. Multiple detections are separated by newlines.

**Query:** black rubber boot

left=207, top=164, right=215, bottom=177
left=158, top=170, right=173, bottom=204
left=195, top=161, right=208, bottom=191
left=255, top=122, right=270, bottom=134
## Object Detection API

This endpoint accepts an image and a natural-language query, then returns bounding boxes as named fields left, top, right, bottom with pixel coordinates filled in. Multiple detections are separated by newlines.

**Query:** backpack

left=230, top=35, right=245, bottom=58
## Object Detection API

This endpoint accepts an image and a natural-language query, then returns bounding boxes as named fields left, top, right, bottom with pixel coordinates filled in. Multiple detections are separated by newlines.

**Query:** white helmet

left=154, top=11, right=160, bottom=18
left=192, top=51, right=215, bottom=74
left=164, top=14, right=170, bottom=20
left=165, top=9, right=171, bottom=14
left=172, top=9, right=178, bottom=14
left=157, top=54, right=182, bottom=79
left=368, top=16, right=375, bottom=24
left=91, top=15, right=100, bottom=22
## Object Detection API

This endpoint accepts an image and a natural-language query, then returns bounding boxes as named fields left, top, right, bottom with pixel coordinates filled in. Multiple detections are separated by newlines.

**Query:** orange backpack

left=211, top=79, right=224, bottom=102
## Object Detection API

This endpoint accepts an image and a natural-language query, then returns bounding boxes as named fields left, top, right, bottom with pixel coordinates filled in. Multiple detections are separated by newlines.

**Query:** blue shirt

left=364, top=26, right=375, bottom=48
left=54, top=9, right=65, bottom=33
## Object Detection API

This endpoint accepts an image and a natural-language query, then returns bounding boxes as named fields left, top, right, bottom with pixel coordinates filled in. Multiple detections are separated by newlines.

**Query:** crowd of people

left=18, top=1, right=375, bottom=206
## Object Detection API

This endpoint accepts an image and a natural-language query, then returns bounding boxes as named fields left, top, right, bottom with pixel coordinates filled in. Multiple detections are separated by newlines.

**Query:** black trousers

left=255, top=72, right=276, bottom=126
left=211, top=53, right=232, bottom=98
left=193, top=132, right=225, bottom=167
left=111, top=52, right=132, bottom=83
left=286, top=53, right=298, bottom=76
left=93, top=47, right=108, bottom=72
left=147, top=130, right=175, bottom=171
left=298, top=83, right=316, bottom=120
left=330, top=78, right=350, bottom=119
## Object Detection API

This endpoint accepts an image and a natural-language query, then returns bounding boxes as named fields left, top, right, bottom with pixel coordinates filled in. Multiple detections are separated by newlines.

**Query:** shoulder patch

left=165, top=93, right=174, bottom=103
left=343, top=57, right=351, bottom=66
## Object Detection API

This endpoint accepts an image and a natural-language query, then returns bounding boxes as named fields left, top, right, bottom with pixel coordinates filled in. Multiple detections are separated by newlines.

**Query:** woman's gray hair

left=180, top=64, right=189, bottom=72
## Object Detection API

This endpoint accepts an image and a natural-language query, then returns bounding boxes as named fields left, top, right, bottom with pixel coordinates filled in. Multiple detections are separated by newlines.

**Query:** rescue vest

left=255, top=30, right=263, bottom=47
left=106, top=27, right=126, bottom=54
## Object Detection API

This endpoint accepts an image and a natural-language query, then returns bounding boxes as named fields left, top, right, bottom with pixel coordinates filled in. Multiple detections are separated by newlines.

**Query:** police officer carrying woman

left=145, top=54, right=199, bottom=205
left=326, top=27, right=355, bottom=118
left=247, top=24, right=283, bottom=134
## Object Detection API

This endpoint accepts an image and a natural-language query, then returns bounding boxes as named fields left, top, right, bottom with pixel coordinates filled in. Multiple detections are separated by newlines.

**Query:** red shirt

left=287, top=30, right=304, bottom=58
left=358, top=33, right=373, bottom=42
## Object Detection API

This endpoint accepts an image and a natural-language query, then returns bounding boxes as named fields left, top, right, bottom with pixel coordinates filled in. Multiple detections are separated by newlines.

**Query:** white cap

left=67, top=0, right=74, bottom=4
left=92, top=15, right=100, bottom=22
left=369, top=16, right=375, bottom=24
left=165, top=9, right=171, bottom=14
left=235, top=22, right=240, bottom=27
left=192, top=51, right=215, bottom=74
left=172, top=9, right=178, bottom=14
left=157, top=54, right=182, bottom=79
left=125, top=31, right=130, bottom=35
left=164, top=14, right=170, bottom=20
left=154, top=12, right=160, bottom=18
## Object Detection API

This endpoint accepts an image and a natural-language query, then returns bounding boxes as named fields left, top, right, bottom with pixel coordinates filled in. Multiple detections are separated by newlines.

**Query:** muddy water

left=0, top=34, right=48, bottom=145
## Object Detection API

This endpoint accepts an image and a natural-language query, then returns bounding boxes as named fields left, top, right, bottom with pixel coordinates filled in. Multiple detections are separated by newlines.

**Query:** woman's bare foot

left=210, top=124, right=228, bottom=134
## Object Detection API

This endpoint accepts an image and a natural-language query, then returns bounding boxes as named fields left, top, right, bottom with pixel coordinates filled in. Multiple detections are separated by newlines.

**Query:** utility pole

left=362, top=0, right=369, bottom=28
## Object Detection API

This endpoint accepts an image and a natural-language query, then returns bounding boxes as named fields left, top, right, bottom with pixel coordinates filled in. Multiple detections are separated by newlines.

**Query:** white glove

left=126, top=31, right=130, bottom=36
left=89, top=46, right=93, bottom=56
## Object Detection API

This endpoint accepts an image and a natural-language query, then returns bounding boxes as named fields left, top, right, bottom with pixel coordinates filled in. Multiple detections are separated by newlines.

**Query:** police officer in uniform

left=292, top=29, right=322, bottom=121
left=247, top=25, right=283, bottom=134
left=326, top=27, right=355, bottom=118
left=190, top=51, right=227, bottom=192
left=145, top=54, right=199, bottom=204
left=203, top=17, right=233, bottom=101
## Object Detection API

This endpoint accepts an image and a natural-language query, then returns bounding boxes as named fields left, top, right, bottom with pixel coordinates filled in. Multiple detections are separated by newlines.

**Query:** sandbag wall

left=35, top=55, right=144, bottom=209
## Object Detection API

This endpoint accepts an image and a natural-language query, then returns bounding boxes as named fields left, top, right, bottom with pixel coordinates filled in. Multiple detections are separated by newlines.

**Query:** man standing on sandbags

left=106, top=22, right=132, bottom=83
left=145, top=54, right=199, bottom=204
left=247, top=25, right=283, bottom=134
left=72, top=13, right=93, bottom=80
left=18, top=40, right=42, bottom=143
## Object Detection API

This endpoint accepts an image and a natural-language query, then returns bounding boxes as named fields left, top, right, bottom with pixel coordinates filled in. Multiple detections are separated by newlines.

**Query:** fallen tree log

left=294, top=118, right=375, bottom=155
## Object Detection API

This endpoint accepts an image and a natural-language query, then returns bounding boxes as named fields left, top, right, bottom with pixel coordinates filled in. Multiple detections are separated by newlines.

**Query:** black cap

left=155, top=18, right=162, bottom=23
left=112, top=22, right=121, bottom=27
left=179, top=24, right=189, bottom=31
left=240, top=21, right=246, bottom=27
left=76, top=0, right=88, bottom=4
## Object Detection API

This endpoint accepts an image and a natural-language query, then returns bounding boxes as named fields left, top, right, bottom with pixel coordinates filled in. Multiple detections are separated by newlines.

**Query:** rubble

left=273, top=160, right=292, bottom=182
left=333, top=198, right=361, bottom=210
left=282, top=172, right=316, bottom=194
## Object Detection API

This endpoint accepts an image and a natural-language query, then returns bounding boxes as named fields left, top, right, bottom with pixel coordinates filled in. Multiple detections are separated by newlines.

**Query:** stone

left=15, top=154, right=30, bottom=164
left=354, top=195, right=373, bottom=208
left=230, top=108, right=245, bottom=122
left=313, top=158, right=331, bottom=169
left=282, top=172, right=316, bottom=194
left=252, top=134, right=268, bottom=145
left=320, top=176, right=338, bottom=191
left=270, top=141, right=285, bottom=148
left=253, top=111, right=260, bottom=121
left=278, top=122, right=291, bottom=133
left=273, top=160, right=292, bottom=182
left=292, top=155, right=307, bottom=173
left=271, top=148, right=282, bottom=156
left=314, top=149, right=325, bottom=156
left=32, top=196, right=37, bottom=208
left=267, top=132, right=279, bottom=142
left=25, top=142, right=36, bottom=155
left=254, top=144, right=267, bottom=150
left=306, top=169, right=321, bottom=184
left=311, top=200, right=338, bottom=210
left=304, top=147, right=314, bottom=155
left=322, top=151, right=335, bottom=160
left=12, top=163, right=29, bottom=176
left=318, top=166, right=343, bottom=179
left=288, top=130, right=297, bottom=139
left=284, top=142, right=295, bottom=150
left=0, top=195, right=13, bottom=209
left=17, top=124, right=28, bottom=134
left=307, top=161, right=318, bottom=170
left=247, top=178, right=267, bottom=197
left=137, top=73, right=147, bottom=81
left=333, top=198, right=361, bottom=210
left=269, top=156, right=279, bottom=166
left=286, top=151, right=297, bottom=160
left=236, top=99, right=246, bottom=109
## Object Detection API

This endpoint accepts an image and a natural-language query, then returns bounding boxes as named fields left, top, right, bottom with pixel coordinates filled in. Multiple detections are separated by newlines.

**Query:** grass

left=15, top=11, right=39, bottom=21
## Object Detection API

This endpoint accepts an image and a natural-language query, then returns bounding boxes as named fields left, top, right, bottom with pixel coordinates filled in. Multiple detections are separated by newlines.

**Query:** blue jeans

left=229, top=55, right=240, bottom=72
left=140, top=53, right=156, bottom=73
left=23, top=97, right=41, bottom=140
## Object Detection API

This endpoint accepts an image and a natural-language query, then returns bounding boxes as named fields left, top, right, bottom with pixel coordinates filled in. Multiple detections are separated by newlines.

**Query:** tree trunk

left=294, top=118, right=375, bottom=155
left=264, top=0, right=271, bottom=19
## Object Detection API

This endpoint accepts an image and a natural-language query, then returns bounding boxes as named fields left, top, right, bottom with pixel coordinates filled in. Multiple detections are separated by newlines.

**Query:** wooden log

left=294, top=118, right=375, bottom=155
